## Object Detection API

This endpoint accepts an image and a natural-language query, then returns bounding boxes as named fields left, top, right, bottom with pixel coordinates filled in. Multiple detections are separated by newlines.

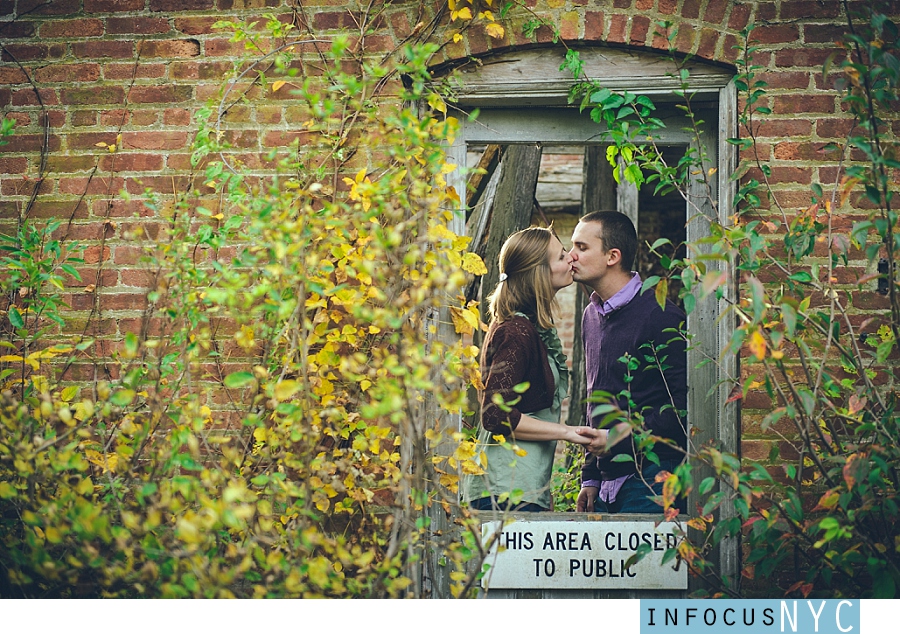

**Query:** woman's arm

left=510, top=416, right=592, bottom=444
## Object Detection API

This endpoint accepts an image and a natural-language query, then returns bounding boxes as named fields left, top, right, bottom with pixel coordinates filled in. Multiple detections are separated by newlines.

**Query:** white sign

left=480, top=520, right=687, bottom=590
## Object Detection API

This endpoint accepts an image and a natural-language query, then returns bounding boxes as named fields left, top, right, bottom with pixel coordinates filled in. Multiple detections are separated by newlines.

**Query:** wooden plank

left=449, top=48, right=733, bottom=106
left=717, top=78, right=740, bottom=593
left=479, top=143, right=544, bottom=304
left=466, top=144, right=502, bottom=217
left=462, top=107, right=699, bottom=145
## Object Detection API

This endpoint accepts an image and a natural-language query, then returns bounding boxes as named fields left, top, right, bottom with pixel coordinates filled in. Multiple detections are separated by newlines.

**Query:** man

left=569, top=211, right=687, bottom=514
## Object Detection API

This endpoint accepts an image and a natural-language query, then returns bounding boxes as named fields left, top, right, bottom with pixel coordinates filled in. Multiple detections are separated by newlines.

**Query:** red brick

left=773, top=94, right=836, bottom=114
left=783, top=1, right=841, bottom=19
left=746, top=166, right=812, bottom=184
left=0, top=133, right=61, bottom=153
left=728, top=3, right=752, bottom=30
left=112, top=246, right=145, bottom=265
left=19, top=0, right=81, bottom=15
left=200, top=38, right=247, bottom=57
left=658, top=0, right=676, bottom=14
left=584, top=11, right=605, bottom=39
left=0, top=22, right=35, bottom=38
left=45, top=155, right=96, bottom=172
left=634, top=0, right=653, bottom=9
left=2, top=44, right=58, bottom=62
left=120, top=270, right=155, bottom=288
left=139, top=39, right=201, bottom=58
left=30, top=199, right=88, bottom=219
left=68, top=132, right=118, bottom=150
left=39, top=19, right=104, bottom=39
left=629, top=15, right=650, bottom=46
left=756, top=71, right=811, bottom=90
left=0, top=67, right=29, bottom=84
left=164, top=108, right=193, bottom=126
left=96, top=109, right=128, bottom=127
left=171, top=61, right=233, bottom=81
left=1, top=177, right=52, bottom=196
left=106, top=17, right=171, bottom=35
left=773, top=142, right=841, bottom=161
left=682, top=0, right=701, bottom=19
left=751, top=25, right=800, bottom=45
left=123, top=175, right=193, bottom=195
left=85, top=0, right=145, bottom=10
left=94, top=198, right=155, bottom=218
left=816, top=118, right=859, bottom=138
left=150, top=0, right=213, bottom=9
left=262, top=130, right=310, bottom=148
left=174, top=17, right=220, bottom=35
left=674, top=23, right=695, bottom=54
left=803, top=24, right=846, bottom=44
left=613, top=0, right=630, bottom=8
left=103, top=63, right=167, bottom=80
left=756, top=2, right=777, bottom=20
left=607, top=13, right=627, bottom=44
left=101, top=293, right=149, bottom=311
left=99, top=154, right=165, bottom=172
left=697, top=28, right=718, bottom=59
left=756, top=119, right=813, bottom=138
left=0, top=157, right=27, bottom=173
left=218, top=0, right=281, bottom=8
left=72, top=40, right=134, bottom=59
left=60, top=86, right=125, bottom=106
left=127, top=85, right=193, bottom=104
left=774, top=48, right=837, bottom=68
left=33, top=63, right=101, bottom=84
left=83, top=245, right=111, bottom=264
left=59, top=176, right=125, bottom=196
left=121, top=131, right=189, bottom=151
left=705, top=0, right=728, bottom=23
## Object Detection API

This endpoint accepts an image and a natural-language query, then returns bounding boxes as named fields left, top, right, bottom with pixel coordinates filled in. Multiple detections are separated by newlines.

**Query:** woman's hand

left=576, top=427, right=608, bottom=455
left=564, top=426, right=594, bottom=445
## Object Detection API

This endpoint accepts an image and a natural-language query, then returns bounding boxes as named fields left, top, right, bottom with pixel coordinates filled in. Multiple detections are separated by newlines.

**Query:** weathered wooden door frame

left=437, top=46, right=738, bottom=596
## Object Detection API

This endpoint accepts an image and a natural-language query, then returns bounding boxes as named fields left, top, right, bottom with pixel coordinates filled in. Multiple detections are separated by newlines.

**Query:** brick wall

left=3, top=0, right=899, bottom=468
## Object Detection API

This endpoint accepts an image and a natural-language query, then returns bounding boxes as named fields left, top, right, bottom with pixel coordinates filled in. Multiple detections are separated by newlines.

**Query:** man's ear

left=606, top=248, right=623, bottom=267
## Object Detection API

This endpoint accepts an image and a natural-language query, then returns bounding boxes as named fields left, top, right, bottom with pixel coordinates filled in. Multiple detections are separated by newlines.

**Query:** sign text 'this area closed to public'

left=480, top=521, right=687, bottom=590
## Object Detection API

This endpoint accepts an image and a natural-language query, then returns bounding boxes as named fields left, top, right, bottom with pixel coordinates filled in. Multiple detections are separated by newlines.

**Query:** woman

left=463, top=226, right=591, bottom=513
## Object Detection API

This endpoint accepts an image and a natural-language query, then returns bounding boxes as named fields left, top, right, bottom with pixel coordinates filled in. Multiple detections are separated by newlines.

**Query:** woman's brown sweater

left=480, top=315, right=555, bottom=435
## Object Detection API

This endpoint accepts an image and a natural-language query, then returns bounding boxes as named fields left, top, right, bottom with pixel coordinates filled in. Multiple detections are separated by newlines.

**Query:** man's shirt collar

left=590, top=272, right=642, bottom=316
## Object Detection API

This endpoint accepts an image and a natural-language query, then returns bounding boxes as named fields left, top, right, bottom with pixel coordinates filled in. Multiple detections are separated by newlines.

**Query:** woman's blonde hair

left=486, top=226, right=559, bottom=329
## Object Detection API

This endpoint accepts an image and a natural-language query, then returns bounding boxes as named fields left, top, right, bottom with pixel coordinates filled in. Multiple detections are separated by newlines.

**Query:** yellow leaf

left=655, top=277, right=668, bottom=310
left=748, top=330, right=767, bottom=361
left=453, top=33, right=462, bottom=43
left=94, top=142, right=107, bottom=148
left=107, top=144, right=116, bottom=153
left=449, top=306, right=478, bottom=335
left=272, top=80, right=286, bottom=92
left=60, top=386, right=79, bottom=402
left=485, top=22, right=505, bottom=39
left=253, top=427, right=268, bottom=443
left=462, top=252, right=487, bottom=275
left=456, top=6, right=472, bottom=20
left=427, top=92, right=447, bottom=115
left=274, top=379, right=300, bottom=401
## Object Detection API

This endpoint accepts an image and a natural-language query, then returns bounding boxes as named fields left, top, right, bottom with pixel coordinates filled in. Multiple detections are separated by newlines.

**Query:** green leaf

left=224, top=371, right=256, bottom=389
left=110, top=389, right=136, bottom=406
left=699, top=477, right=716, bottom=495
left=8, top=306, right=23, bottom=329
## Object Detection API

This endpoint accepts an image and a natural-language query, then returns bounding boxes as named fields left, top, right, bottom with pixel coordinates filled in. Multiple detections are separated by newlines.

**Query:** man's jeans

left=592, top=458, right=684, bottom=514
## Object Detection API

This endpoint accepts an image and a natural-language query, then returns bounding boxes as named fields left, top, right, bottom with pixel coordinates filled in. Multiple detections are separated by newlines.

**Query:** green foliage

left=1, top=24, right=487, bottom=598
left=561, top=5, right=900, bottom=598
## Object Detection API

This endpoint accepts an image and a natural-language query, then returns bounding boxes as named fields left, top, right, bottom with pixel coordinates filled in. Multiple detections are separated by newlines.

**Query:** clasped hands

left=566, top=423, right=632, bottom=456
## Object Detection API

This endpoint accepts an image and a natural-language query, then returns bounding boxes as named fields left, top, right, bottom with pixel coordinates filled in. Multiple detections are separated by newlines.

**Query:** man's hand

left=575, top=427, right=608, bottom=456
left=576, top=486, right=599, bottom=512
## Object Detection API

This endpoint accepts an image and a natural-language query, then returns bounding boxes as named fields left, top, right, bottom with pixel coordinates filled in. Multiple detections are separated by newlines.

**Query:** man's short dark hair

left=579, top=210, right=638, bottom=271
